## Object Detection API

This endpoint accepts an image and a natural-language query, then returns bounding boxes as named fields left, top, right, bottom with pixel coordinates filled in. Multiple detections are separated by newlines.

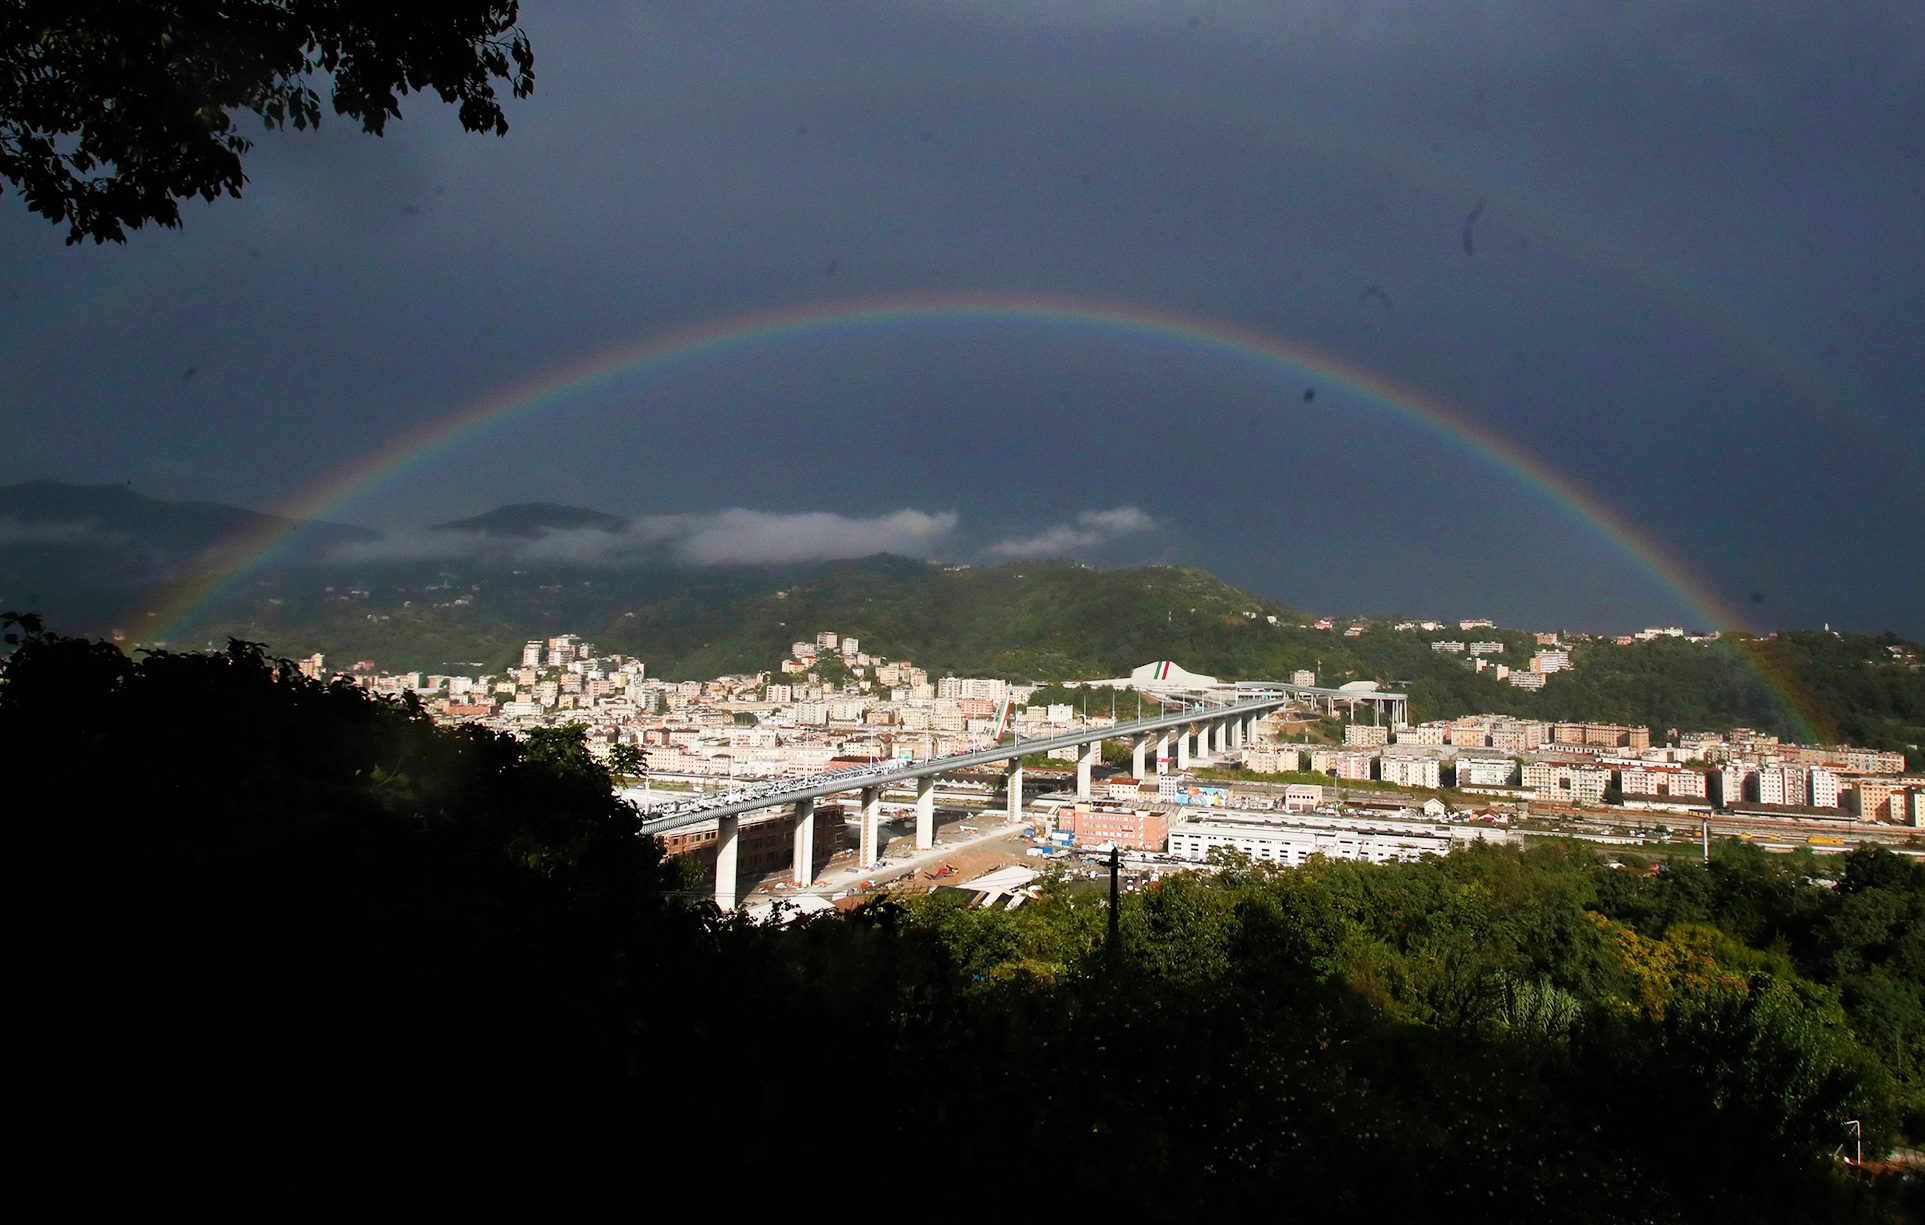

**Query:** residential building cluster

left=303, top=629, right=1923, bottom=881
left=299, top=631, right=1088, bottom=790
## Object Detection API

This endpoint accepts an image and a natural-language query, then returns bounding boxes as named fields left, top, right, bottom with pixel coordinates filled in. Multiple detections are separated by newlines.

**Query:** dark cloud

left=1, top=1, right=1919, bottom=634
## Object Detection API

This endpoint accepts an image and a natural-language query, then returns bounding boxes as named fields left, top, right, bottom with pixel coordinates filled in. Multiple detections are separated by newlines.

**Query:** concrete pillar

left=1076, top=740, right=1097, bottom=799
left=1230, top=717, right=1244, bottom=750
left=1176, top=727, right=1191, bottom=770
left=1006, top=760, right=1024, bottom=823
left=1131, top=734, right=1148, bottom=780
left=714, top=813, right=740, bottom=911
left=792, top=796, right=816, bottom=886
left=1156, top=729, right=1173, bottom=776
left=915, top=775, right=936, bottom=851
left=859, top=786, right=881, bottom=870
left=1212, top=720, right=1228, bottom=754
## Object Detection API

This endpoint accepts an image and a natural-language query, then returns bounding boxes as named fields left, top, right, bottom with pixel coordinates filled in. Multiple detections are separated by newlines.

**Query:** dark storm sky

left=3, top=2, right=1921, bottom=635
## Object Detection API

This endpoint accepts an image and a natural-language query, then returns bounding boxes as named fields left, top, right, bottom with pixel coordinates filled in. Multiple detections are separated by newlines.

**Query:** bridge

left=634, top=679, right=1408, bottom=909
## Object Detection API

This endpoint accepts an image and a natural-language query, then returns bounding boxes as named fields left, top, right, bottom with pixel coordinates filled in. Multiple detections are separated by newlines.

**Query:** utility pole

left=1845, top=1119, right=1862, bottom=1166
left=1107, top=843, right=1121, bottom=957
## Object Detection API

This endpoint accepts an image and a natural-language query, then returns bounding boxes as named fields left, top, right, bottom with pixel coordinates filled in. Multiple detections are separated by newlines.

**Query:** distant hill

left=433, top=503, right=630, bottom=537
left=0, top=480, right=372, bottom=631
left=4, top=484, right=1920, bottom=760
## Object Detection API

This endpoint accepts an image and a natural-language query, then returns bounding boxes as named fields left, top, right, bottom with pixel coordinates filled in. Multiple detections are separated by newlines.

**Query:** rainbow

left=131, top=289, right=1827, bottom=740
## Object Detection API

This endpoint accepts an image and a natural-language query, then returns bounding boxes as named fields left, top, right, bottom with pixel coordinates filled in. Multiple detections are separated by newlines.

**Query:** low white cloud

left=324, top=508, right=959, bottom=568
left=673, top=508, right=958, bottom=565
left=983, top=506, right=1157, bottom=559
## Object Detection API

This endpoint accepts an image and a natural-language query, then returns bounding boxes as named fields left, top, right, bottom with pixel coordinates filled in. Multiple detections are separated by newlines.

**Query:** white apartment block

left=1620, top=765, right=1710, bottom=802
left=1810, top=767, right=1842, bottom=810
left=1457, top=756, right=1517, bottom=788
left=1292, top=670, right=1317, bottom=686
left=1523, top=760, right=1610, bottom=804
left=1344, top=724, right=1390, bottom=747
left=1167, top=814, right=1455, bottom=868
left=1379, top=755, right=1442, bottom=789
left=1756, top=764, right=1808, bottom=807
left=1468, top=641, right=1504, bottom=656
left=1530, top=651, right=1571, bottom=674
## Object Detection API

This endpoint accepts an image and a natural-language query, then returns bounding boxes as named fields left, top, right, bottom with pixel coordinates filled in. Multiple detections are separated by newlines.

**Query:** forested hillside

left=589, top=560, right=1924, bottom=759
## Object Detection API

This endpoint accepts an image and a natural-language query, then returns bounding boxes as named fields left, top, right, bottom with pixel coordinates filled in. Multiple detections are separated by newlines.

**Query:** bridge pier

left=1006, top=760, right=1024, bottom=823
left=1176, top=727, right=1191, bottom=771
left=915, top=775, right=935, bottom=851
left=1212, top=719, right=1228, bottom=755
left=792, top=796, right=816, bottom=886
left=1131, top=734, right=1148, bottom=780
left=715, top=813, right=740, bottom=911
left=1229, top=716, right=1244, bottom=750
left=1076, top=740, right=1097, bottom=799
left=859, top=785, right=881, bottom=870
left=1156, top=728, right=1173, bottom=776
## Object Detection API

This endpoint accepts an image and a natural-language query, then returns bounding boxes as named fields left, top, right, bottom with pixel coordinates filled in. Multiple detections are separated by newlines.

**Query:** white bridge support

left=914, top=775, right=936, bottom=851
left=1006, top=760, right=1024, bottom=823
left=859, top=785, right=881, bottom=870
left=792, top=796, right=817, bottom=886
left=1175, top=727, right=1191, bottom=771
left=715, top=813, right=740, bottom=911
left=1131, top=733, right=1149, bottom=780
left=1156, top=728, right=1174, bottom=775
left=1229, top=716, right=1244, bottom=750
left=1076, top=740, right=1098, bottom=799
left=1212, top=719, right=1228, bottom=755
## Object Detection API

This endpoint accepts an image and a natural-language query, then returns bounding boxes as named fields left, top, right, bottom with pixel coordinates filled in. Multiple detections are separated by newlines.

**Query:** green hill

left=581, top=558, right=1922, bottom=760
left=6, top=481, right=1918, bottom=760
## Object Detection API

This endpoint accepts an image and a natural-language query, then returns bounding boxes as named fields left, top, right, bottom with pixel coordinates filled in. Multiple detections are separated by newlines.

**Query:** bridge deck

left=636, top=688, right=1402, bottom=834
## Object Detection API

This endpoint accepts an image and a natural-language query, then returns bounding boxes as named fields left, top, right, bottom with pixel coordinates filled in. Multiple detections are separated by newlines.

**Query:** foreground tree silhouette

left=3, top=631, right=714, bottom=1215
left=0, top=1, right=533, bottom=242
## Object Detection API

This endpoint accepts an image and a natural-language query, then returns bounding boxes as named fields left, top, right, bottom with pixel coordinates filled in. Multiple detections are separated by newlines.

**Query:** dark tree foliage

left=3, top=629, right=709, bottom=1216
left=0, top=1, right=533, bottom=242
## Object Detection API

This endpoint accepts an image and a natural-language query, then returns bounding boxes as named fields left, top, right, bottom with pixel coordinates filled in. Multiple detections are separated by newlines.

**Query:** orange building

left=1061, top=806, right=1169, bottom=852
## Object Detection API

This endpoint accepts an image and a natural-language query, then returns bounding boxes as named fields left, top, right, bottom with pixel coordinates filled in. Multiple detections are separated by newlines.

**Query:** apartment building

left=1523, top=759, right=1611, bottom=803
left=1379, top=755, right=1442, bottom=789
